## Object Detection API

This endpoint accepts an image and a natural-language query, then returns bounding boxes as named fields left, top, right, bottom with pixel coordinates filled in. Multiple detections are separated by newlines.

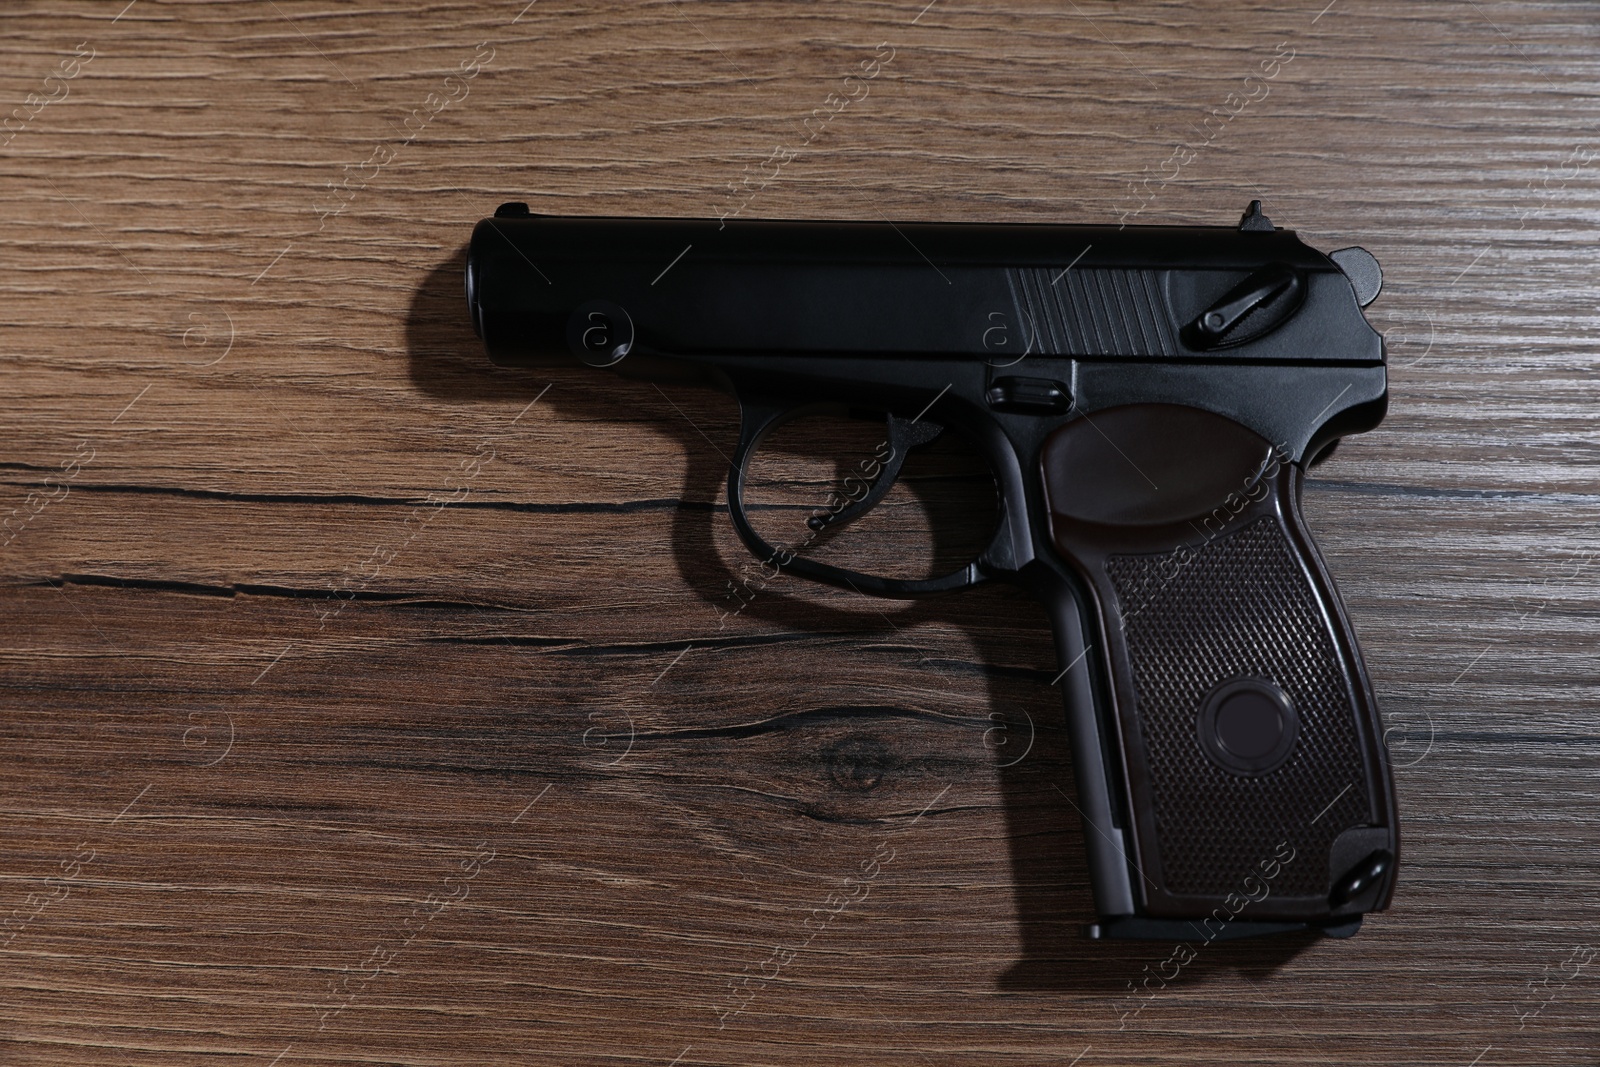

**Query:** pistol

left=465, top=199, right=1397, bottom=941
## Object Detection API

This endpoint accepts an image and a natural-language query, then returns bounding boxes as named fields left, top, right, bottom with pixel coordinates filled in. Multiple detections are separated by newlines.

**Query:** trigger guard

left=725, top=398, right=987, bottom=598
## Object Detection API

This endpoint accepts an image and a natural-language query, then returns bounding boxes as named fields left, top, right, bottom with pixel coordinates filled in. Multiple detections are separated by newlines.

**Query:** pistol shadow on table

left=405, top=248, right=1317, bottom=994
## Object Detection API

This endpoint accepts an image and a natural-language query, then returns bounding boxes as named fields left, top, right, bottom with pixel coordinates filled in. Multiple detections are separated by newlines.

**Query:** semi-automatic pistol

left=465, top=199, right=1397, bottom=940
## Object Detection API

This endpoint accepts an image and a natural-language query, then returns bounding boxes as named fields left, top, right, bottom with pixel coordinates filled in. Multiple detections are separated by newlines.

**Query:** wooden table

left=3, top=2, right=1596, bottom=1064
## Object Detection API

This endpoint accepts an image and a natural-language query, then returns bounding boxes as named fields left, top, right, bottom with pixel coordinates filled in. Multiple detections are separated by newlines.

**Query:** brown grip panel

left=1041, top=404, right=1397, bottom=922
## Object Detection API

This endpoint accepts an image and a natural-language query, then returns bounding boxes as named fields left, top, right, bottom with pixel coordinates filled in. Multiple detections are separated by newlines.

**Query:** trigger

left=807, top=414, right=942, bottom=532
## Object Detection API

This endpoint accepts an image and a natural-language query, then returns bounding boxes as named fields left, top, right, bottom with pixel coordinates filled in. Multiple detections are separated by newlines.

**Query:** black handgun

left=465, top=199, right=1397, bottom=941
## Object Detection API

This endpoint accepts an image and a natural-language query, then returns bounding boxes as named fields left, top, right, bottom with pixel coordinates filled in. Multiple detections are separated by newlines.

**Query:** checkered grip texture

left=1105, top=516, right=1369, bottom=897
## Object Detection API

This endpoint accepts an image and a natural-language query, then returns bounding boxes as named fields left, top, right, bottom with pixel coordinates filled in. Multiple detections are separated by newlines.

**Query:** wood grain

left=2, top=1, right=1597, bottom=1064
